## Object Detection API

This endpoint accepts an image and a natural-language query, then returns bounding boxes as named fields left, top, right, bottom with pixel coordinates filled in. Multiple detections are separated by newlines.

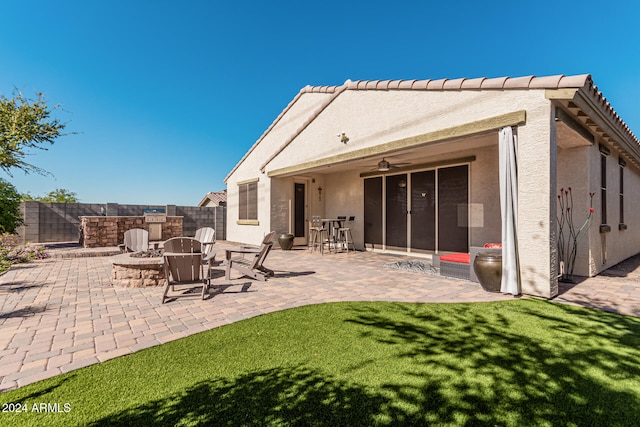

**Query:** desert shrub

left=0, top=236, right=47, bottom=273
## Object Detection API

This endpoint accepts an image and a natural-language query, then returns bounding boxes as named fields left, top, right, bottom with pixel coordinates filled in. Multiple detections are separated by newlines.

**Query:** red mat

left=439, top=253, right=470, bottom=264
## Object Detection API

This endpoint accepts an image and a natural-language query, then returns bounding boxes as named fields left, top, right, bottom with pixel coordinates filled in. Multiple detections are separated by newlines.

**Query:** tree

left=21, top=188, right=79, bottom=203
left=0, top=90, right=69, bottom=176
left=0, top=178, right=23, bottom=233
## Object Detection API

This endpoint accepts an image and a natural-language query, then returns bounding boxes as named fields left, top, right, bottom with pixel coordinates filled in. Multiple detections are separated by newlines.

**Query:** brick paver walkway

left=1, top=242, right=639, bottom=392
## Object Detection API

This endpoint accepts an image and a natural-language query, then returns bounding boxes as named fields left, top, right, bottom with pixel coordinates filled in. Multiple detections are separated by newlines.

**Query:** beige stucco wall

left=516, top=102, right=556, bottom=298
left=556, top=145, right=593, bottom=277
left=324, top=170, right=364, bottom=249
left=554, top=124, right=640, bottom=279
left=226, top=92, right=333, bottom=244
left=269, top=174, right=327, bottom=241
left=265, top=90, right=543, bottom=173
left=589, top=141, right=640, bottom=272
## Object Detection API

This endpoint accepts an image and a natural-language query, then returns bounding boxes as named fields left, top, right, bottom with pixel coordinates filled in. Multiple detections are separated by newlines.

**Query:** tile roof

left=301, top=74, right=637, bottom=148
left=225, top=74, right=638, bottom=182
left=198, top=190, right=227, bottom=207
left=299, top=74, right=592, bottom=92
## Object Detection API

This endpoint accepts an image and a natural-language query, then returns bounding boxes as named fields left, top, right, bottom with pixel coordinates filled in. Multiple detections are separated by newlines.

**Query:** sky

left=1, top=0, right=639, bottom=206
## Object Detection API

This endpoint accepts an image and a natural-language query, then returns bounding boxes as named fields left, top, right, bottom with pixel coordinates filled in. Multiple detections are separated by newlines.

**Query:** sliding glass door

left=385, top=174, right=408, bottom=251
left=438, top=165, right=469, bottom=253
left=364, top=177, right=383, bottom=249
left=364, top=164, right=468, bottom=253
left=411, top=170, right=436, bottom=251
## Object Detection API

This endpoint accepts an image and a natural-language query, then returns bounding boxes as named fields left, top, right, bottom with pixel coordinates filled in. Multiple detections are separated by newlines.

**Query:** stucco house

left=224, top=74, right=640, bottom=299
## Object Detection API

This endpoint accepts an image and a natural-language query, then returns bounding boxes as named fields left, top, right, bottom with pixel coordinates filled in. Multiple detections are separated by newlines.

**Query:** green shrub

left=0, top=178, right=24, bottom=233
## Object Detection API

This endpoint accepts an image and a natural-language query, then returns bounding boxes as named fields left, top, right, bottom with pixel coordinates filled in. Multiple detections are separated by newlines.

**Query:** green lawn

left=1, top=299, right=639, bottom=426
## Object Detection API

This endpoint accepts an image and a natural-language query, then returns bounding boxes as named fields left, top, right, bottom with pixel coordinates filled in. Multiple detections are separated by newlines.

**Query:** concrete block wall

left=17, top=202, right=226, bottom=244
left=175, top=205, right=226, bottom=239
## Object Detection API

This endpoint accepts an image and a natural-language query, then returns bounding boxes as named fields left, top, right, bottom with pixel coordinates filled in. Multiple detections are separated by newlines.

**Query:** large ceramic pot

left=278, top=233, right=294, bottom=250
left=473, top=252, right=502, bottom=292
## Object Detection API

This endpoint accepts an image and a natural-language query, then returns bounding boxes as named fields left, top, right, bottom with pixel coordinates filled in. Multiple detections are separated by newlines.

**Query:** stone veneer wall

left=79, top=216, right=183, bottom=248
left=111, top=263, right=166, bottom=287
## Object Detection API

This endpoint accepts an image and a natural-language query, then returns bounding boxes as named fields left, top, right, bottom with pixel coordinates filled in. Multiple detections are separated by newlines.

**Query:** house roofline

left=225, top=74, right=639, bottom=180
left=197, top=190, right=227, bottom=207
left=224, top=85, right=343, bottom=183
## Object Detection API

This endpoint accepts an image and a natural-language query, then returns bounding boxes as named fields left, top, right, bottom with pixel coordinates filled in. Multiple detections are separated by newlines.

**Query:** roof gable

left=225, top=74, right=638, bottom=181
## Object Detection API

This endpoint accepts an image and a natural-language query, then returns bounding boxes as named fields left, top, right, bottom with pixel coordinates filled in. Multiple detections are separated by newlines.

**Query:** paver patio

left=1, top=241, right=639, bottom=392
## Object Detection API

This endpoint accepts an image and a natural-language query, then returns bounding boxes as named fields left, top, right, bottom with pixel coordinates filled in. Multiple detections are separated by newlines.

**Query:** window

left=619, top=158, right=625, bottom=226
left=600, top=153, right=607, bottom=225
left=599, top=144, right=610, bottom=226
left=238, top=180, right=258, bottom=222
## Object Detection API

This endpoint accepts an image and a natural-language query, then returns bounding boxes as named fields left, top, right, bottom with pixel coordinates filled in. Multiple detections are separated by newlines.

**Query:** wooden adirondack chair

left=194, top=227, right=216, bottom=262
left=225, top=231, right=276, bottom=281
left=162, top=237, right=209, bottom=303
left=163, top=236, right=216, bottom=286
left=164, top=237, right=203, bottom=254
left=123, top=228, right=149, bottom=252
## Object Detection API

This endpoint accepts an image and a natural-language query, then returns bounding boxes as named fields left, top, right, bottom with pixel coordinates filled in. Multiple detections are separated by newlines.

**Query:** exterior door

left=293, top=181, right=307, bottom=245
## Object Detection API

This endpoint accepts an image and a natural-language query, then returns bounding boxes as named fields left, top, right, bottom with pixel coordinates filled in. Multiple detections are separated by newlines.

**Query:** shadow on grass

left=89, top=367, right=387, bottom=427
left=7, top=300, right=640, bottom=426
left=344, top=301, right=640, bottom=425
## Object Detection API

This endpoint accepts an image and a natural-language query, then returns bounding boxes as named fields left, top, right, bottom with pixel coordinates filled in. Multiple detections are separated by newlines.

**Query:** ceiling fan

left=368, top=157, right=411, bottom=172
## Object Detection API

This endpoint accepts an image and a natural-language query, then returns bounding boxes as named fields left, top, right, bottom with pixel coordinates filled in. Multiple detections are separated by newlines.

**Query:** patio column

left=515, top=105, right=558, bottom=298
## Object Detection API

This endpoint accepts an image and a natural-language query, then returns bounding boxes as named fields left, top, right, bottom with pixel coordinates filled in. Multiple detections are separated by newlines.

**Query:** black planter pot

left=473, top=252, right=502, bottom=292
left=278, top=233, right=294, bottom=250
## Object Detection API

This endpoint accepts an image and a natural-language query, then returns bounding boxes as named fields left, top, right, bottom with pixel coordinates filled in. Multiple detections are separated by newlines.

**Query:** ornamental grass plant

left=1, top=300, right=639, bottom=426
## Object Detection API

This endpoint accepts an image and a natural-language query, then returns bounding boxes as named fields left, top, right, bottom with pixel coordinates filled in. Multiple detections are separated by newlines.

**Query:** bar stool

left=309, top=216, right=328, bottom=255
left=336, top=216, right=356, bottom=253
left=331, top=216, right=346, bottom=252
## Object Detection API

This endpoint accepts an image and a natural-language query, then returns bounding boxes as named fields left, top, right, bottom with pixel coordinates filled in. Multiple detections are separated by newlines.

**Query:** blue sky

left=1, top=0, right=638, bottom=205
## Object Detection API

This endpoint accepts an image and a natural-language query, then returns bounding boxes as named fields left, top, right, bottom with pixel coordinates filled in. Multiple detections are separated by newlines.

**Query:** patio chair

left=123, top=228, right=149, bottom=253
left=163, top=237, right=217, bottom=285
left=336, top=216, right=356, bottom=253
left=164, top=236, right=203, bottom=254
left=225, top=231, right=276, bottom=281
left=162, top=253, right=208, bottom=303
left=194, top=227, right=216, bottom=262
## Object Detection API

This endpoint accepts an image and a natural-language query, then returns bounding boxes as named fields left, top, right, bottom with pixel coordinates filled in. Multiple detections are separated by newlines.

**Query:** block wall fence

left=17, top=201, right=226, bottom=245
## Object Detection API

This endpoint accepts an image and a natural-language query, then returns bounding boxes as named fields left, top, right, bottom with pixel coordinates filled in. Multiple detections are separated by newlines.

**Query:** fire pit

left=130, top=249, right=164, bottom=258
left=110, top=252, right=166, bottom=287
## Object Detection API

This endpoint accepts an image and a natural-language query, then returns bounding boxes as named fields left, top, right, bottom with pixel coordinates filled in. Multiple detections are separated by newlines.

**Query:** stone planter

left=473, top=252, right=502, bottom=292
left=278, top=233, right=294, bottom=250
